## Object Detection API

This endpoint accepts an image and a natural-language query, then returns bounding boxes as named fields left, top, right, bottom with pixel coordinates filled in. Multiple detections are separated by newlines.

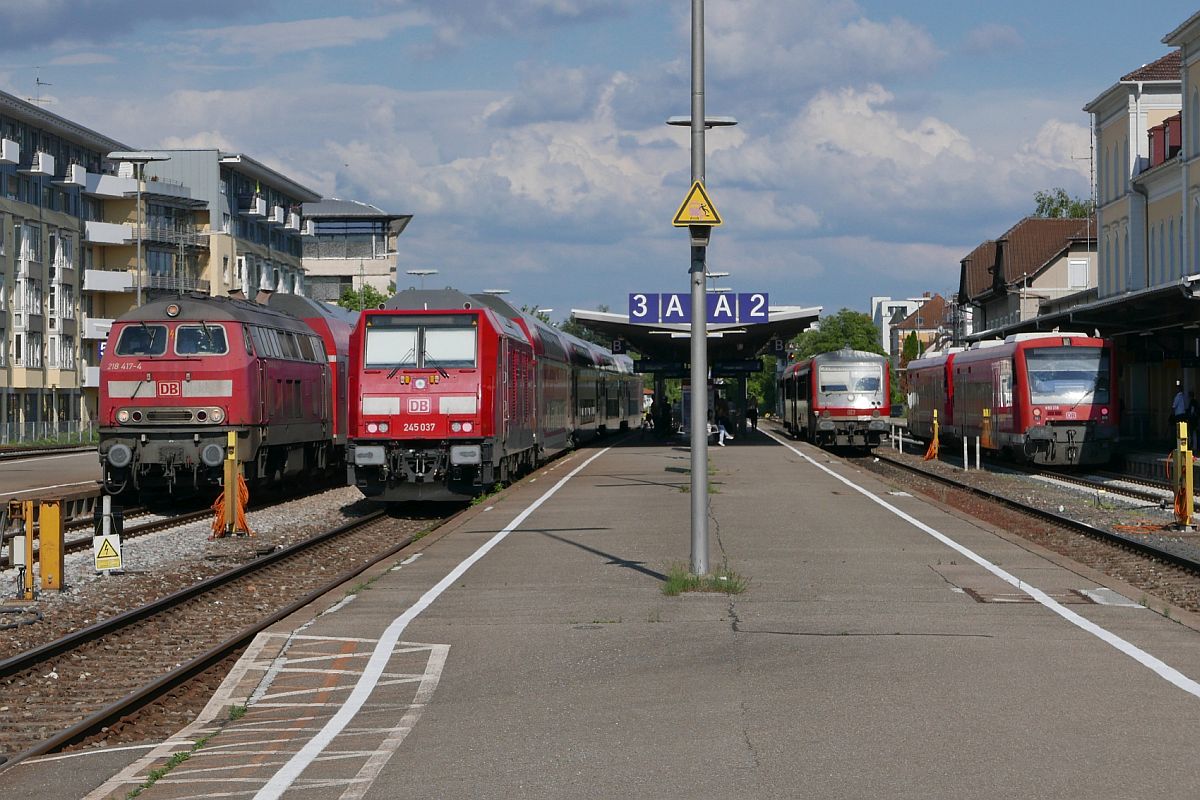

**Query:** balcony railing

left=133, top=225, right=210, bottom=248
left=145, top=275, right=211, bottom=294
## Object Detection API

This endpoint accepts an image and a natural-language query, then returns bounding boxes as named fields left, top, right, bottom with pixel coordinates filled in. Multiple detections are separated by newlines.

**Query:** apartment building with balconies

left=138, top=150, right=320, bottom=302
left=0, top=90, right=128, bottom=435
left=301, top=198, right=411, bottom=304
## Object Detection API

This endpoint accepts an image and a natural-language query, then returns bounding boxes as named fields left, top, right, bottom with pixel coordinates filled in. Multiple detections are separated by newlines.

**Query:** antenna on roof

left=27, top=68, right=52, bottom=106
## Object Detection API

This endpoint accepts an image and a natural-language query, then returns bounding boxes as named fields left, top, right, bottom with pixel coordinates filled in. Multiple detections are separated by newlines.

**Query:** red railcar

left=908, top=333, right=1117, bottom=466
left=347, top=289, right=641, bottom=502
left=778, top=347, right=891, bottom=447
left=98, top=293, right=355, bottom=494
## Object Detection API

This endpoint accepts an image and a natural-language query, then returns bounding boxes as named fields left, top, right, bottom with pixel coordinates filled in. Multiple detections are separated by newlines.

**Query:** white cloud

left=187, top=13, right=432, bottom=59
left=961, top=23, right=1023, bottom=55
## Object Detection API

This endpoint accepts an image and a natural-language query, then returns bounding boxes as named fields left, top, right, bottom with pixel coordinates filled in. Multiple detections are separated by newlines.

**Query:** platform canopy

left=570, top=304, right=821, bottom=367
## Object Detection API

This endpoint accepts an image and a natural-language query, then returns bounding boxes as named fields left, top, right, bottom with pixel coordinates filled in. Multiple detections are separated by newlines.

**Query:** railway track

left=0, top=506, right=449, bottom=769
left=870, top=449, right=1200, bottom=573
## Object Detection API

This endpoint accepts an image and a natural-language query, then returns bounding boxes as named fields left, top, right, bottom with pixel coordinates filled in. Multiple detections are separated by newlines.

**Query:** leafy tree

left=558, top=305, right=613, bottom=346
left=900, top=331, right=923, bottom=364
left=520, top=305, right=553, bottom=324
left=746, top=355, right=777, bottom=411
left=337, top=283, right=391, bottom=311
left=791, top=308, right=885, bottom=360
left=1033, top=187, right=1093, bottom=219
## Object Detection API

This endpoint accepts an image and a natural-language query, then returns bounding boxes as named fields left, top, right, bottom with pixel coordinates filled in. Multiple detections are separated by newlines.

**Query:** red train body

left=907, top=333, right=1117, bottom=466
left=347, top=289, right=641, bottom=502
left=98, top=293, right=355, bottom=494
left=778, top=347, right=891, bottom=447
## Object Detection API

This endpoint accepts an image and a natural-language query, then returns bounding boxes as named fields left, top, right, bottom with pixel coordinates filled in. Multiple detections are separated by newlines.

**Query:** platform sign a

left=661, top=293, right=691, bottom=323
left=707, top=293, right=737, bottom=324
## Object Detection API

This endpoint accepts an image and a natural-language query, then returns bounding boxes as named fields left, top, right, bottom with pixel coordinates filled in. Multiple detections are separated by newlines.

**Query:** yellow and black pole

left=1174, top=420, right=1194, bottom=529
left=224, top=430, right=237, bottom=536
left=923, top=409, right=939, bottom=460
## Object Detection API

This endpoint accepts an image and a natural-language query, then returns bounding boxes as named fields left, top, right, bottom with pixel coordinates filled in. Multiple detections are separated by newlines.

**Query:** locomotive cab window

left=365, top=327, right=419, bottom=368
left=364, top=315, right=477, bottom=369
left=1024, top=347, right=1111, bottom=406
left=115, top=324, right=167, bottom=356
left=819, top=365, right=881, bottom=394
left=423, top=328, right=476, bottom=368
left=175, top=324, right=228, bottom=356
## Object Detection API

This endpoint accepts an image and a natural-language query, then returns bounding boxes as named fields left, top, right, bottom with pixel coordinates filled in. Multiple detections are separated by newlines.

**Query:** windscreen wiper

left=422, top=351, right=450, bottom=378
left=387, top=348, right=416, bottom=379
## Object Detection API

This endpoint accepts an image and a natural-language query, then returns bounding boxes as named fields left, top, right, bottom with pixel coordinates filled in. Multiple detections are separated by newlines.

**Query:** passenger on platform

left=1172, top=383, right=1188, bottom=431
left=746, top=396, right=759, bottom=431
left=716, top=400, right=733, bottom=446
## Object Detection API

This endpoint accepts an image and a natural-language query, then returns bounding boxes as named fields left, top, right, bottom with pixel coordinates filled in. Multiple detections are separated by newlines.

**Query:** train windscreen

left=364, top=316, right=477, bottom=369
left=819, top=364, right=882, bottom=394
left=1024, top=347, right=1110, bottom=406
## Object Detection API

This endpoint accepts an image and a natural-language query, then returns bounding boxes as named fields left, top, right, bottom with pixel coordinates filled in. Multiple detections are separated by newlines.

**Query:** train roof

left=268, top=293, right=359, bottom=329
left=379, top=288, right=530, bottom=344
left=811, top=346, right=888, bottom=364
left=469, top=293, right=570, bottom=362
left=115, top=292, right=308, bottom=330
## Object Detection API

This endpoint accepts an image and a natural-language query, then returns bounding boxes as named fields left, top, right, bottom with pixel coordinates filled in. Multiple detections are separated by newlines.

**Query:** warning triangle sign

left=97, top=539, right=119, bottom=559
left=672, top=181, right=722, bottom=227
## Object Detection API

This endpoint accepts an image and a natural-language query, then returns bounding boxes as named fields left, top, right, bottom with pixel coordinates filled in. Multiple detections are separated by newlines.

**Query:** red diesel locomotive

left=907, top=332, right=1117, bottom=466
left=347, top=289, right=641, bottom=502
left=98, top=293, right=355, bottom=494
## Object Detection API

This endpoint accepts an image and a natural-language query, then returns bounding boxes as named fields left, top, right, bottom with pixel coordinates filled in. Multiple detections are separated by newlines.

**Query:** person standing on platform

left=1172, top=383, right=1188, bottom=434
left=746, top=396, right=759, bottom=431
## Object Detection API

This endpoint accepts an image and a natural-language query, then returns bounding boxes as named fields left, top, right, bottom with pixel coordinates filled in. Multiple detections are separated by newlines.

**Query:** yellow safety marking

left=94, top=535, right=122, bottom=571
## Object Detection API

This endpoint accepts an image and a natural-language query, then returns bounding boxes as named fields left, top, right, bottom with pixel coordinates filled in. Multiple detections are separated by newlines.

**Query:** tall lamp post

left=667, top=0, right=736, bottom=577
left=108, top=151, right=170, bottom=307
left=406, top=268, right=438, bottom=289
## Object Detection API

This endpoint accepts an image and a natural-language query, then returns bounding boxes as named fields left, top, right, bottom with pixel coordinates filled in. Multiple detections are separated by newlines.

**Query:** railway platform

left=9, top=426, right=1200, bottom=798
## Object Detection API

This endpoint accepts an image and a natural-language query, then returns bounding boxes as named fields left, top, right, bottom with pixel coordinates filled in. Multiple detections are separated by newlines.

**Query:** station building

left=953, top=10, right=1200, bottom=445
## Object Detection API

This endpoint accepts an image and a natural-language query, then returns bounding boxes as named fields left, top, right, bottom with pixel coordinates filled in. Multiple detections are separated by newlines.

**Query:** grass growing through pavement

left=662, top=562, right=748, bottom=596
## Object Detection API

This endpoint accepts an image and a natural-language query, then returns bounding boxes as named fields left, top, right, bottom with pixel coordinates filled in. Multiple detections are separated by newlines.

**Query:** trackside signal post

left=669, top=0, right=736, bottom=576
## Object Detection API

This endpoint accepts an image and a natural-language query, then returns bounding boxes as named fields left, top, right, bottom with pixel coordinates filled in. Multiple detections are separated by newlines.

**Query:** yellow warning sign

left=672, top=181, right=722, bottom=227
left=94, top=535, right=122, bottom=571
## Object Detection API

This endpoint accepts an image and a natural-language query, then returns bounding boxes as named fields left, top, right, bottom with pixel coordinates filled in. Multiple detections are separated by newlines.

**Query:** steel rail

left=0, top=508, right=419, bottom=770
left=872, top=450, right=1200, bottom=575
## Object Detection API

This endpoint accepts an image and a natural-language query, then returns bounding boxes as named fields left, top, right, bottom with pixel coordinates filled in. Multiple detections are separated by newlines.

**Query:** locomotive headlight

left=451, top=422, right=462, bottom=432
left=117, top=409, right=130, bottom=423
left=379, top=422, right=389, bottom=433
left=367, top=423, right=379, bottom=433
left=1033, top=408, right=1041, bottom=418
left=211, top=408, right=225, bottom=424
left=1101, top=407, right=1109, bottom=416
left=463, top=422, right=474, bottom=432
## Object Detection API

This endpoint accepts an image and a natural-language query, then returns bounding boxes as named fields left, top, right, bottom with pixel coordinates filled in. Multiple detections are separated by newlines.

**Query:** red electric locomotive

left=778, top=347, right=891, bottom=447
left=949, top=333, right=1117, bottom=466
left=98, top=293, right=355, bottom=495
left=347, top=289, right=642, bottom=502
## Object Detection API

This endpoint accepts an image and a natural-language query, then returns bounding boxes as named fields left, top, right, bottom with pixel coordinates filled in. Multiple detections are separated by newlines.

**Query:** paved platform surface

left=10, top=426, right=1200, bottom=798
left=0, top=450, right=100, bottom=497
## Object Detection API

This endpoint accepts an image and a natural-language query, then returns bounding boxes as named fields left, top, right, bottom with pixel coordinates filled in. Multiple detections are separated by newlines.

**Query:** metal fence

left=0, top=421, right=98, bottom=447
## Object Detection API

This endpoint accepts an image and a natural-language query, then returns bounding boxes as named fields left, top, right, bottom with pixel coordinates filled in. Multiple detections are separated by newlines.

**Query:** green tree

left=337, top=283, right=391, bottom=311
left=791, top=308, right=885, bottom=360
left=900, top=331, right=923, bottom=364
left=520, top=305, right=553, bottom=324
left=1033, top=187, right=1093, bottom=219
left=558, top=304, right=612, bottom=346
left=747, top=355, right=777, bottom=412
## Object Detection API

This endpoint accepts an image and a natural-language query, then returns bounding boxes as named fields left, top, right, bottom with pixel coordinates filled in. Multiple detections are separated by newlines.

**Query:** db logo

left=408, top=397, right=431, bottom=414
left=157, top=381, right=182, bottom=397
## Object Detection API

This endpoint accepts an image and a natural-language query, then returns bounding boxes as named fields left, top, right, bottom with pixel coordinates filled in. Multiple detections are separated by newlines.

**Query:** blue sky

left=1, top=1, right=1197, bottom=322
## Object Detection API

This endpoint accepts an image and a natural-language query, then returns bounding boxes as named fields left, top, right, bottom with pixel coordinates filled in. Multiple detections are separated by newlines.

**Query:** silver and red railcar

left=779, top=347, right=891, bottom=447
left=98, top=293, right=355, bottom=494
left=908, top=333, right=1117, bottom=466
left=347, top=289, right=641, bottom=503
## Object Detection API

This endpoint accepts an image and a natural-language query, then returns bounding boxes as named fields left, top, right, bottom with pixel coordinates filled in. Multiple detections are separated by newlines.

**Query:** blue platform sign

left=629, top=291, right=769, bottom=325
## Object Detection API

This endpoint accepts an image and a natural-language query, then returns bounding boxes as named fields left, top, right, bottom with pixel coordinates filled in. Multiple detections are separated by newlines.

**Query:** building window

left=0, top=213, right=5, bottom=255
left=61, top=335, right=75, bottom=369
left=1170, top=219, right=1176, bottom=277
left=22, top=223, right=41, bottom=261
left=1068, top=259, right=1088, bottom=289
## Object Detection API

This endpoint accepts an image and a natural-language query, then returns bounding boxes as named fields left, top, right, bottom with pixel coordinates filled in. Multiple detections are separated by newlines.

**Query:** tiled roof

left=894, top=294, right=946, bottom=331
left=1121, top=50, right=1181, bottom=82
left=960, top=217, right=1095, bottom=302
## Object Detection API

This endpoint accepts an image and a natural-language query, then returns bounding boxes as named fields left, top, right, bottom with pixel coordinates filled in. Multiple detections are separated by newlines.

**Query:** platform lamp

left=666, top=0, right=738, bottom=576
left=406, top=268, right=438, bottom=289
left=482, top=288, right=510, bottom=295
left=108, top=151, right=170, bottom=307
